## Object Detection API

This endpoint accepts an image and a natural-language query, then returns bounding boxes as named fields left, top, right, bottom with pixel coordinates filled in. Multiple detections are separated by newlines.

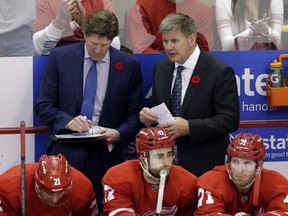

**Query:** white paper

left=151, top=102, right=175, bottom=123
left=89, top=126, right=103, bottom=135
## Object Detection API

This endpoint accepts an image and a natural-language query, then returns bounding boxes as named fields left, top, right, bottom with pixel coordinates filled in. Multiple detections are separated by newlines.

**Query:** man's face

left=37, top=189, right=65, bottom=206
left=230, top=157, right=257, bottom=188
left=148, top=147, right=174, bottom=178
left=85, top=34, right=112, bottom=61
left=162, top=30, right=196, bottom=64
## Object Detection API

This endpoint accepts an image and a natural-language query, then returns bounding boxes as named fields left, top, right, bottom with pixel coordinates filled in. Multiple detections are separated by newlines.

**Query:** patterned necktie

left=171, top=65, right=185, bottom=117
left=80, top=60, right=97, bottom=120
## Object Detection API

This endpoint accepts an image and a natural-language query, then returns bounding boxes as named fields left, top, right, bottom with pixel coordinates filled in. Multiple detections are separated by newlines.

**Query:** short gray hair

left=159, top=13, right=197, bottom=37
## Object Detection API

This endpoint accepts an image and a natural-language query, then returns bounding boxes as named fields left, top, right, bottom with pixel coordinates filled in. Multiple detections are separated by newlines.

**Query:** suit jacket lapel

left=162, top=61, right=174, bottom=108
left=100, top=47, right=120, bottom=119
left=70, top=42, right=85, bottom=112
left=181, top=52, right=208, bottom=115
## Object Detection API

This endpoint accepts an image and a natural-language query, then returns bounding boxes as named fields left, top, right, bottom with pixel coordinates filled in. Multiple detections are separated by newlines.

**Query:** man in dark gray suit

left=140, top=13, right=239, bottom=177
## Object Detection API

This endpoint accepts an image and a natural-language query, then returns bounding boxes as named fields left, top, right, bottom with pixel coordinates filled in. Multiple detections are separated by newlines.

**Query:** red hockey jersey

left=195, top=166, right=288, bottom=216
left=102, top=160, right=198, bottom=216
left=0, top=163, right=97, bottom=216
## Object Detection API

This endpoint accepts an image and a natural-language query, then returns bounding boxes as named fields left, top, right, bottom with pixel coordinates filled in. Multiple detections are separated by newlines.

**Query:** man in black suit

left=139, top=13, right=239, bottom=177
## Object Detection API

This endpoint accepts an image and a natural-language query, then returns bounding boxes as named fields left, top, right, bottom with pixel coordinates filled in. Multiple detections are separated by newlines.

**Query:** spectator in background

left=216, top=0, right=283, bottom=51
left=195, top=132, right=288, bottom=215
left=0, top=154, right=98, bottom=215
left=139, top=13, right=239, bottom=177
left=35, top=10, right=143, bottom=213
left=0, top=0, right=35, bottom=57
left=125, top=0, right=213, bottom=53
left=102, top=126, right=198, bottom=215
left=33, top=0, right=120, bottom=55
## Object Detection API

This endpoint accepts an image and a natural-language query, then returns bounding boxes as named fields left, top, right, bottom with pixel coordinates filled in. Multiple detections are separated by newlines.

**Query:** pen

left=83, top=116, right=93, bottom=134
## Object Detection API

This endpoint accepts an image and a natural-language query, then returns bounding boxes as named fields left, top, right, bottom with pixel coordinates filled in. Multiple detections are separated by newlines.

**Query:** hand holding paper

left=151, top=103, right=175, bottom=124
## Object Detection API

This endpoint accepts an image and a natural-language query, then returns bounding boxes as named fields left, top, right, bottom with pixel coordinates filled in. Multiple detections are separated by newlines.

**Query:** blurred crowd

left=0, top=0, right=287, bottom=57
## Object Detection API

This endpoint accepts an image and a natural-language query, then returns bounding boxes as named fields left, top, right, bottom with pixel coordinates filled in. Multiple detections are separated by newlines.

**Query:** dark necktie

left=171, top=65, right=185, bottom=117
left=80, top=60, right=97, bottom=120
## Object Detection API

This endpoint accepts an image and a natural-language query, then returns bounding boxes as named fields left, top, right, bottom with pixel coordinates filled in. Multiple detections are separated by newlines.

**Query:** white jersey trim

left=109, top=208, right=135, bottom=216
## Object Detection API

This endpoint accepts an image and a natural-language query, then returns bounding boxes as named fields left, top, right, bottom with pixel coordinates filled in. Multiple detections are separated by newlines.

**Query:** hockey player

left=102, top=126, right=198, bottom=215
left=195, top=132, right=288, bottom=216
left=0, top=154, right=98, bottom=215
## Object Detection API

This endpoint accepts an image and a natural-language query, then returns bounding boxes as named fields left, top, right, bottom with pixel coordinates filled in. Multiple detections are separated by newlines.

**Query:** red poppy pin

left=191, top=75, right=201, bottom=84
left=115, top=62, right=124, bottom=71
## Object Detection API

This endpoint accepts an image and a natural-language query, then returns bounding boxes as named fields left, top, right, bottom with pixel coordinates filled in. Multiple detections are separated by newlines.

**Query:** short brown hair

left=83, top=10, right=119, bottom=41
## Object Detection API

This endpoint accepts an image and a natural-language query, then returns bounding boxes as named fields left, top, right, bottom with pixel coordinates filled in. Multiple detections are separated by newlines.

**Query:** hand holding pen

left=67, top=115, right=92, bottom=132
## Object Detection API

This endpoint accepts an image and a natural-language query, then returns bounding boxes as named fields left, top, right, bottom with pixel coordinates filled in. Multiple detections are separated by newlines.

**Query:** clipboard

left=53, top=133, right=104, bottom=142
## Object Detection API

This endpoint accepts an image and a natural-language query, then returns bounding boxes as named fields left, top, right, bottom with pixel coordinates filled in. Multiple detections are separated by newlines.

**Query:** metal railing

left=0, top=120, right=288, bottom=135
